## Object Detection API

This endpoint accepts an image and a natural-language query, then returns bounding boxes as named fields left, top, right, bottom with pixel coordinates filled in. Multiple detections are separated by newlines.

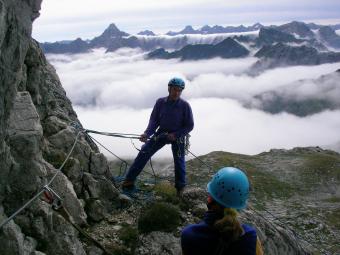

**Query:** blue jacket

left=144, top=96, right=194, bottom=138
left=181, top=211, right=257, bottom=255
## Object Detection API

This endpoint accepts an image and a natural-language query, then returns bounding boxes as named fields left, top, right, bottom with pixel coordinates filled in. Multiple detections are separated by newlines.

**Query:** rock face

left=0, top=1, right=120, bottom=254
left=137, top=231, right=181, bottom=255
left=256, top=27, right=302, bottom=46
left=318, top=26, right=340, bottom=49
left=277, top=21, right=314, bottom=38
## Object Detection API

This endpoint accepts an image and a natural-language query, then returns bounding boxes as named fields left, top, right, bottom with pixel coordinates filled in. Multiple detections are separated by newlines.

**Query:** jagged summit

left=90, top=23, right=129, bottom=48
left=137, top=30, right=155, bottom=36
left=278, top=21, right=314, bottom=38
left=167, top=23, right=264, bottom=36
left=252, top=22, right=263, bottom=30
left=100, top=23, right=129, bottom=38
left=181, top=25, right=198, bottom=34
left=166, top=25, right=199, bottom=36
left=147, top=37, right=249, bottom=60
left=257, top=27, right=301, bottom=45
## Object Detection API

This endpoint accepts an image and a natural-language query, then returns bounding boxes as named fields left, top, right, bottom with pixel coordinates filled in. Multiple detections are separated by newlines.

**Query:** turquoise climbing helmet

left=207, top=167, right=250, bottom=209
left=168, top=77, right=185, bottom=89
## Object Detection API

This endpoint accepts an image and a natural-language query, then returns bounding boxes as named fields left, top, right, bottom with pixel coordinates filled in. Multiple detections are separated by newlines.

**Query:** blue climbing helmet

left=168, top=77, right=185, bottom=89
left=207, top=167, right=250, bottom=209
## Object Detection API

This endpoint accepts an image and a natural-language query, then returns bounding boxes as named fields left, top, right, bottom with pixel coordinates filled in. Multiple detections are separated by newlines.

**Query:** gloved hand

left=140, top=133, right=148, bottom=143
left=167, top=133, right=176, bottom=142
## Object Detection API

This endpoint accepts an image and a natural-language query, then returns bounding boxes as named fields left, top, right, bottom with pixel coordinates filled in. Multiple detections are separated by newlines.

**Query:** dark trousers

left=125, top=135, right=186, bottom=190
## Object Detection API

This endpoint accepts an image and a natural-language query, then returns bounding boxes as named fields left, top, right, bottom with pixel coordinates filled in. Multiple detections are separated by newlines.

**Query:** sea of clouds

left=47, top=48, right=340, bottom=159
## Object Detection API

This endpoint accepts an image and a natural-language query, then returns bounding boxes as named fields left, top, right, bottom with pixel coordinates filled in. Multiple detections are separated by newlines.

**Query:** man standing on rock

left=122, top=77, right=194, bottom=196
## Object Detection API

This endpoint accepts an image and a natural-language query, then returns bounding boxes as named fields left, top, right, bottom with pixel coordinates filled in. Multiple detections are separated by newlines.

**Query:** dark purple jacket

left=181, top=211, right=257, bottom=255
left=144, top=96, right=194, bottom=139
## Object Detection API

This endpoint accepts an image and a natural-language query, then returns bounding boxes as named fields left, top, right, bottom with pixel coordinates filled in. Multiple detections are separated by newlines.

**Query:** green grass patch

left=300, top=153, right=340, bottom=192
left=138, top=202, right=181, bottom=234
left=118, top=224, right=138, bottom=252
left=154, top=182, right=179, bottom=204
left=302, top=154, right=340, bottom=180
left=187, top=151, right=295, bottom=200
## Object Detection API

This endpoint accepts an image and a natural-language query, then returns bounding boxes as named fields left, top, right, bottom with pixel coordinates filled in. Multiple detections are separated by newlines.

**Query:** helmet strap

left=207, top=195, right=224, bottom=211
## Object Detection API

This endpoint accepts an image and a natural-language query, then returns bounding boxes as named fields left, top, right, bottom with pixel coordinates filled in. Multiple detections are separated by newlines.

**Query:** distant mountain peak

left=201, top=25, right=211, bottom=30
left=137, top=30, right=155, bottom=36
left=252, top=22, right=264, bottom=29
left=101, top=23, right=129, bottom=38
left=180, top=25, right=198, bottom=34
left=278, top=21, right=314, bottom=38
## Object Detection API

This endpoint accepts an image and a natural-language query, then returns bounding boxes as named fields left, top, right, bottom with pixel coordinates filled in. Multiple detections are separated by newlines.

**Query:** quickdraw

left=42, top=186, right=112, bottom=255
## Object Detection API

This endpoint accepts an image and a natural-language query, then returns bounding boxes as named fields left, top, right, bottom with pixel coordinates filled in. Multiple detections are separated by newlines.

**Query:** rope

left=55, top=206, right=112, bottom=255
left=84, top=133, right=129, bottom=176
left=1, top=123, right=318, bottom=254
left=0, top=131, right=81, bottom=229
left=186, top=148, right=214, bottom=173
left=86, top=129, right=141, bottom=140
left=48, top=131, right=81, bottom=185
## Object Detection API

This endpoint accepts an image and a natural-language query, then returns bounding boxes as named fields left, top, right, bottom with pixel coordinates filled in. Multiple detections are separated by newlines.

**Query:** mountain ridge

left=39, top=21, right=340, bottom=71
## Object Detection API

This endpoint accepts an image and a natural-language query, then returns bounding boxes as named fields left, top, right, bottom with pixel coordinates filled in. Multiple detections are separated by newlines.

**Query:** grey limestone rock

left=85, top=199, right=106, bottom=222
left=137, top=231, right=181, bottom=255
left=1, top=1, right=119, bottom=254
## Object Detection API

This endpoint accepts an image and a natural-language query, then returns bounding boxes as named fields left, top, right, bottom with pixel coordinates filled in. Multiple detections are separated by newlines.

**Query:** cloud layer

left=47, top=49, right=340, bottom=158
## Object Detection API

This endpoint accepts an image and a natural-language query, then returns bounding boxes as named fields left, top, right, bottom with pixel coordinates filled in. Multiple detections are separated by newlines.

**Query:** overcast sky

left=33, top=0, right=340, bottom=42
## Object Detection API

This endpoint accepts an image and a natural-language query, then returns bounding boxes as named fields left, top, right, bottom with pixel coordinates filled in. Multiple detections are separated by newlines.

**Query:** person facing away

left=181, top=167, right=263, bottom=255
left=121, top=77, right=194, bottom=196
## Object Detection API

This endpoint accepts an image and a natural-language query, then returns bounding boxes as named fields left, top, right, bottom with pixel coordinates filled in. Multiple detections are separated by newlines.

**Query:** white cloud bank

left=47, top=49, right=340, bottom=158
left=75, top=99, right=340, bottom=159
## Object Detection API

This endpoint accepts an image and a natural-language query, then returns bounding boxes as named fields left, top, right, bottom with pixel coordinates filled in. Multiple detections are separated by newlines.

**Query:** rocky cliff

left=0, top=1, right=120, bottom=254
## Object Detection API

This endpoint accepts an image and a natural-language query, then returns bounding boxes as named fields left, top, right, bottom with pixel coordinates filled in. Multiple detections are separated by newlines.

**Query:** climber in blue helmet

left=122, top=77, right=194, bottom=196
left=181, top=167, right=263, bottom=255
